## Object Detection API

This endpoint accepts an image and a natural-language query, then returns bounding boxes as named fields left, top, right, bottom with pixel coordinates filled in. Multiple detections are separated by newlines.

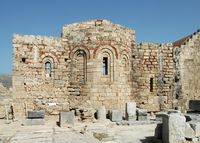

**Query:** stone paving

left=0, top=117, right=156, bottom=143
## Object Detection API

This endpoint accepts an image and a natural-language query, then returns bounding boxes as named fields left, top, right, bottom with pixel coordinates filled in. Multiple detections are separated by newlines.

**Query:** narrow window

left=150, top=77, right=153, bottom=92
left=45, top=61, right=51, bottom=77
left=102, top=57, right=108, bottom=75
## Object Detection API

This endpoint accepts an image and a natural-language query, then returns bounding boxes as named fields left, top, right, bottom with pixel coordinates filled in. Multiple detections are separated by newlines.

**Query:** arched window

left=102, top=57, right=108, bottom=75
left=45, top=61, right=52, bottom=77
left=72, top=50, right=87, bottom=84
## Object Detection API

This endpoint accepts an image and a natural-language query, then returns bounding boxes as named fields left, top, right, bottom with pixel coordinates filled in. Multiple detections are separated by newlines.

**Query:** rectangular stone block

left=125, top=102, right=136, bottom=121
left=110, top=110, right=122, bottom=122
left=162, top=113, right=186, bottom=143
left=27, top=110, right=45, bottom=119
left=59, top=112, right=74, bottom=127
left=189, top=100, right=200, bottom=111
left=22, top=119, right=45, bottom=126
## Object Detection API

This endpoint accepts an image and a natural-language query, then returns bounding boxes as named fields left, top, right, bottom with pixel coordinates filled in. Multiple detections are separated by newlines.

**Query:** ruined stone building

left=12, top=19, right=200, bottom=116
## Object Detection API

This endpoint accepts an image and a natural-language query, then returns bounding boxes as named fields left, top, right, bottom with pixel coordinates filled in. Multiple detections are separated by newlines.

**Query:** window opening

left=22, top=58, right=26, bottom=63
left=102, top=57, right=108, bottom=75
left=45, top=61, right=51, bottom=77
left=150, top=77, right=153, bottom=92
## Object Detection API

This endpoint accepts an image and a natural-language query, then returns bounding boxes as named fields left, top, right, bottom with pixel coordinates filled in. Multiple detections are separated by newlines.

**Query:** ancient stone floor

left=0, top=116, right=156, bottom=143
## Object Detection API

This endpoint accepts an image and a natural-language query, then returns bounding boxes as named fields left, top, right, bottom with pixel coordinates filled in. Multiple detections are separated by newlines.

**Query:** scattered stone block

left=96, top=106, right=106, bottom=120
left=162, top=113, right=186, bottom=143
left=59, top=111, right=74, bottom=127
left=110, top=110, right=122, bottom=122
left=189, top=100, right=200, bottom=111
left=27, top=110, right=45, bottom=119
left=125, top=102, right=136, bottom=121
left=22, top=119, right=45, bottom=126
left=185, top=122, right=195, bottom=139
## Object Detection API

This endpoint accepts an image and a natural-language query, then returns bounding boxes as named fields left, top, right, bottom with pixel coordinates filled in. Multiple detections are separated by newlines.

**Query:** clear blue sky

left=0, top=0, right=199, bottom=74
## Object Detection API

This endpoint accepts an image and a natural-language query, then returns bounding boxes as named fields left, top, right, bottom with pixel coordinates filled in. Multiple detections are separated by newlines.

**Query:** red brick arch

left=93, top=45, right=118, bottom=59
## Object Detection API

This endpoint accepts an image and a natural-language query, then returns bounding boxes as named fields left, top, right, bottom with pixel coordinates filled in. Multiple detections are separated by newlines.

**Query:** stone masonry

left=12, top=19, right=200, bottom=117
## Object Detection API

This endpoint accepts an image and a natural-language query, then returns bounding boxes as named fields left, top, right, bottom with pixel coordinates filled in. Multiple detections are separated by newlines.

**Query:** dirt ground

left=0, top=116, right=157, bottom=143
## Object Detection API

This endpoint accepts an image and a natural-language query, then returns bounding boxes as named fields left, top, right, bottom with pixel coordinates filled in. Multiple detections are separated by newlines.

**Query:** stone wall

left=133, top=43, right=174, bottom=111
left=62, top=20, right=135, bottom=113
left=12, top=34, right=70, bottom=116
left=174, top=30, right=200, bottom=111
left=12, top=19, right=200, bottom=116
left=12, top=20, right=136, bottom=117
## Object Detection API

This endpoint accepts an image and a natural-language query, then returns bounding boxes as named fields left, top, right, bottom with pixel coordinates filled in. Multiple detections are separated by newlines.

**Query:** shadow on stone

left=140, top=136, right=156, bottom=143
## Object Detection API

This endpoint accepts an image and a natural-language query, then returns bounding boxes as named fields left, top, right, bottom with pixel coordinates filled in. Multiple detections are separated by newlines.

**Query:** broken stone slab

left=22, top=119, right=45, bottom=126
left=59, top=111, right=74, bottom=127
left=96, top=106, right=106, bottom=120
left=189, top=100, right=200, bottom=111
left=27, top=110, right=45, bottom=119
left=185, top=122, right=195, bottom=139
left=110, top=110, right=122, bottom=122
left=189, top=121, right=200, bottom=137
left=125, top=102, right=136, bottom=121
left=162, top=113, right=186, bottom=143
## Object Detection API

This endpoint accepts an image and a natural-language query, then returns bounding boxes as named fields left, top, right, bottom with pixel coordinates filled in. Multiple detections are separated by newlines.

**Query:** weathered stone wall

left=12, top=34, right=70, bottom=116
left=174, top=30, right=200, bottom=111
left=62, top=20, right=135, bottom=113
left=12, top=19, right=199, bottom=116
left=133, top=43, right=174, bottom=111
left=12, top=20, right=136, bottom=116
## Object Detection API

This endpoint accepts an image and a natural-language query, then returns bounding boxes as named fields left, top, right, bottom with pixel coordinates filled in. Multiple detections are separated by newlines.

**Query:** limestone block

left=96, top=106, right=106, bottom=120
left=125, top=102, right=136, bottom=121
left=27, top=110, right=45, bottom=119
left=162, top=113, right=186, bottom=143
left=110, top=110, right=122, bottom=122
left=59, top=112, right=74, bottom=127
left=185, top=122, right=195, bottom=139
left=22, top=119, right=45, bottom=126
left=189, top=100, right=200, bottom=111
left=190, top=121, right=200, bottom=137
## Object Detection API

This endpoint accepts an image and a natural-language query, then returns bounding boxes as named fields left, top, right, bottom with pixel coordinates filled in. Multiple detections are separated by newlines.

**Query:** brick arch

left=93, top=45, right=118, bottom=59
left=69, top=46, right=90, bottom=59
left=41, top=53, right=59, bottom=67
left=120, top=49, right=130, bottom=60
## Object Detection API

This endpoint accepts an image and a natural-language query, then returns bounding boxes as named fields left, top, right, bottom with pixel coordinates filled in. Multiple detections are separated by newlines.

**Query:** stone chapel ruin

left=12, top=19, right=200, bottom=117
